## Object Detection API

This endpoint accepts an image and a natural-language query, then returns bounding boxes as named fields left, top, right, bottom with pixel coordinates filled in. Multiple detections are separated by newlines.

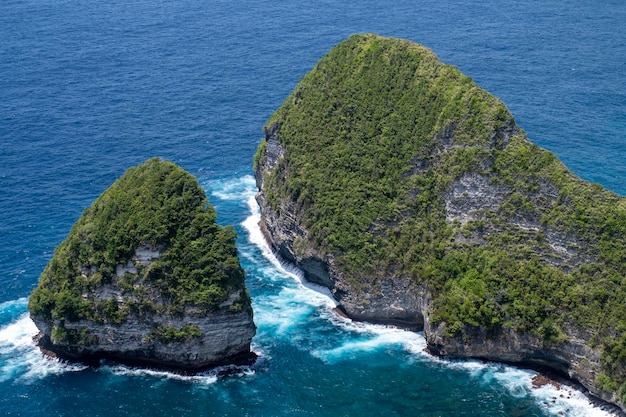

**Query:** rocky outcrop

left=255, top=128, right=607, bottom=381
left=256, top=127, right=426, bottom=328
left=34, top=307, right=255, bottom=370
left=254, top=34, right=626, bottom=412
left=30, top=158, right=256, bottom=371
left=32, top=244, right=255, bottom=370
left=256, top=159, right=620, bottom=406
left=423, top=319, right=614, bottom=403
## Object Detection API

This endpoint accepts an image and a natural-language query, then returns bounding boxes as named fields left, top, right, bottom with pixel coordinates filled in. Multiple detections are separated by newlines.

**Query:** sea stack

left=254, top=34, right=626, bottom=411
left=29, top=158, right=256, bottom=370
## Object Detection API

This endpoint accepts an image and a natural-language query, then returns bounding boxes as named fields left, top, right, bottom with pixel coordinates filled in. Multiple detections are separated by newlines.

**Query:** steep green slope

left=29, top=158, right=254, bottom=368
left=255, top=34, right=626, bottom=403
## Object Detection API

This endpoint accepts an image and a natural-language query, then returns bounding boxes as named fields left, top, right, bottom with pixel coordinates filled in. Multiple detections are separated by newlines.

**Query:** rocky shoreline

left=28, top=159, right=257, bottom=373
left=34, top=331, right=258, bottom=374
left=528, top=372, right=625, bottom=416
left=258, top=212, right=626, bottom=415
left=254, top=127, right=626, bottom=414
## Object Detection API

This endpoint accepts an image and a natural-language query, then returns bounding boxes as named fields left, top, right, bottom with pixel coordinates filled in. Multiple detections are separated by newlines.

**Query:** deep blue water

left=1, top=0, right=624, bottom=416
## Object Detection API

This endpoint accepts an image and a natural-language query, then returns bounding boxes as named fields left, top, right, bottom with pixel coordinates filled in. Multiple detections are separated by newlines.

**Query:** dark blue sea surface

left=1, top=0, right=624, bottom=416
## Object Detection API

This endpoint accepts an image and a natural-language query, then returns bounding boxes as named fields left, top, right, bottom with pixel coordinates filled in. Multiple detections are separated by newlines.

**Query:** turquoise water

left=0, top=0, right=624, bottom=415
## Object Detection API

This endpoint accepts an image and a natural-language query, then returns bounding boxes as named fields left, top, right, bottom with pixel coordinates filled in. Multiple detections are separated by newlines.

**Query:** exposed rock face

left=30, top=158, right=255, bottom=370
left=256, top=128, right=427, bottom=328
left=423, top=320, right=614, bottom=404
left=34, top=306, right=255, bottom=370
left=254, top=34, right=626, bottom=412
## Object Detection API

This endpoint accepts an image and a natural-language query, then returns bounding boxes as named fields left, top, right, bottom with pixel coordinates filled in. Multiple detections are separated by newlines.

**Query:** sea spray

left=206, top=175, right=259, bottom=203
left=0, top=311, right=86, bottom=383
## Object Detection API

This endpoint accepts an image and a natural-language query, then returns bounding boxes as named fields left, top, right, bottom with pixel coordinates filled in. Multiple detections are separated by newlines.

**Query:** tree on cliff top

left=256, top=34, right=626, bottom=400
left=29, top=157, right=251, bottom=328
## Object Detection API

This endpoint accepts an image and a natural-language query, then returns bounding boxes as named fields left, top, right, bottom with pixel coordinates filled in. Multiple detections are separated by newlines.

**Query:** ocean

left=1, top=0, right=624, bottom=415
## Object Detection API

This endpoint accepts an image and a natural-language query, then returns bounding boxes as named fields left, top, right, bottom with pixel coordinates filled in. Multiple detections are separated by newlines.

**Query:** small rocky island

left=29, top=158, right=255, bottom=371
left=254, top=34, right=626, bottom=411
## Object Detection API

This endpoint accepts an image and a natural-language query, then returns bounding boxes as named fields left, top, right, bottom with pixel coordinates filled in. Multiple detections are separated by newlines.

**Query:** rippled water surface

left=1, top=0, right=624, bottom=415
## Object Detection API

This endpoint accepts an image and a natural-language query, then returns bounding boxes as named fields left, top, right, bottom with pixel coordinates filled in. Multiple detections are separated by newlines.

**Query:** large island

left=254, top=34, right=626, bottom=411
left=29, top=158, right=256, bottom=371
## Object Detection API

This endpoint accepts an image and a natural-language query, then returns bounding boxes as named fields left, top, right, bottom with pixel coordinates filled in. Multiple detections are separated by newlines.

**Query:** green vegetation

left=145, top=324, right=202, bottom=344
left=29, top=158, right=250, bottom=327
left=258, top=34, right=626, bottom=395
left=253, top=138, right=267, bottom=171
left=51, top=326, right=98, bottom=345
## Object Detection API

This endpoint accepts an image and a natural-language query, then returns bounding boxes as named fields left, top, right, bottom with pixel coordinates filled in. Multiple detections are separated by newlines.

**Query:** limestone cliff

left=254, top=34, right=626, bottom=411
left=29, top=158, right=255, bottom=370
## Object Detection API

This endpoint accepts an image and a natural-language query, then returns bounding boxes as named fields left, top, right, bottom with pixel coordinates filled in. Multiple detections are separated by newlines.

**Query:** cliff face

left=29, top=158, right=255, bottom=370
left=254, top=34, right=626, bottom=411
left=256, top=125, right=428, bottom=328
left=34, top=304, right=254, bottom=370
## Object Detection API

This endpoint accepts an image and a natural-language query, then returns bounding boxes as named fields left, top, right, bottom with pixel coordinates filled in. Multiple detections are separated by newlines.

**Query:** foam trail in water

left=482, top=364, right=615, bottom=417
left=240, top=192, right=340, bottom=338
left=426, top=358, right=616, bottom=416
left=312, top=325, right=426, bottom=364
left=0, top=311, right=86, bottom=383
left=207, top=175, right=257, bottom=202
left=100, top=363, right=254, bottom=386
left=530, top=382, right=616, bottom=417
left=0, top=314, right=39, bottom=353
left=241, top=193, right=337, bottom=310
left=207, top=175, right=335, bottom=338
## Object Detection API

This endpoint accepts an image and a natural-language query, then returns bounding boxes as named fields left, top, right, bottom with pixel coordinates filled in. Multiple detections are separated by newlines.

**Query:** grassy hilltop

left=255, top=34, right=626, bottom=400
left=30, top=158, right=251, bottom=346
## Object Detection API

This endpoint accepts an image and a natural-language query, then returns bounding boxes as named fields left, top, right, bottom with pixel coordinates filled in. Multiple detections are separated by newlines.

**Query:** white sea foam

left=0, top=314, right=86, bottom=383
left=253, top=285, right=337, bottom=338
left=483, top=364, right=616, bottom=416
left=102, top=365, right=216, bottom=385
left=0, top=314, right=39, bottom=353
left=407, top=348, right=617, bottom=416
left=530, top=381, right=616, bottom=417
left=407, top=336, right=618, bottom=416
left=241, top=193, right=337, bottom=310
left=208, top=175, right=257, bottom=202
left=312, top=324, right=427, bottom=364
left=101, top=357, right=259, bottom=387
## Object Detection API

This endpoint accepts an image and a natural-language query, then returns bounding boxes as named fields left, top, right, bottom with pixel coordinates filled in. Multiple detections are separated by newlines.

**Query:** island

left=29, top=157, right=256, bottom=371
left=254, top=34, right=626, bottom=411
